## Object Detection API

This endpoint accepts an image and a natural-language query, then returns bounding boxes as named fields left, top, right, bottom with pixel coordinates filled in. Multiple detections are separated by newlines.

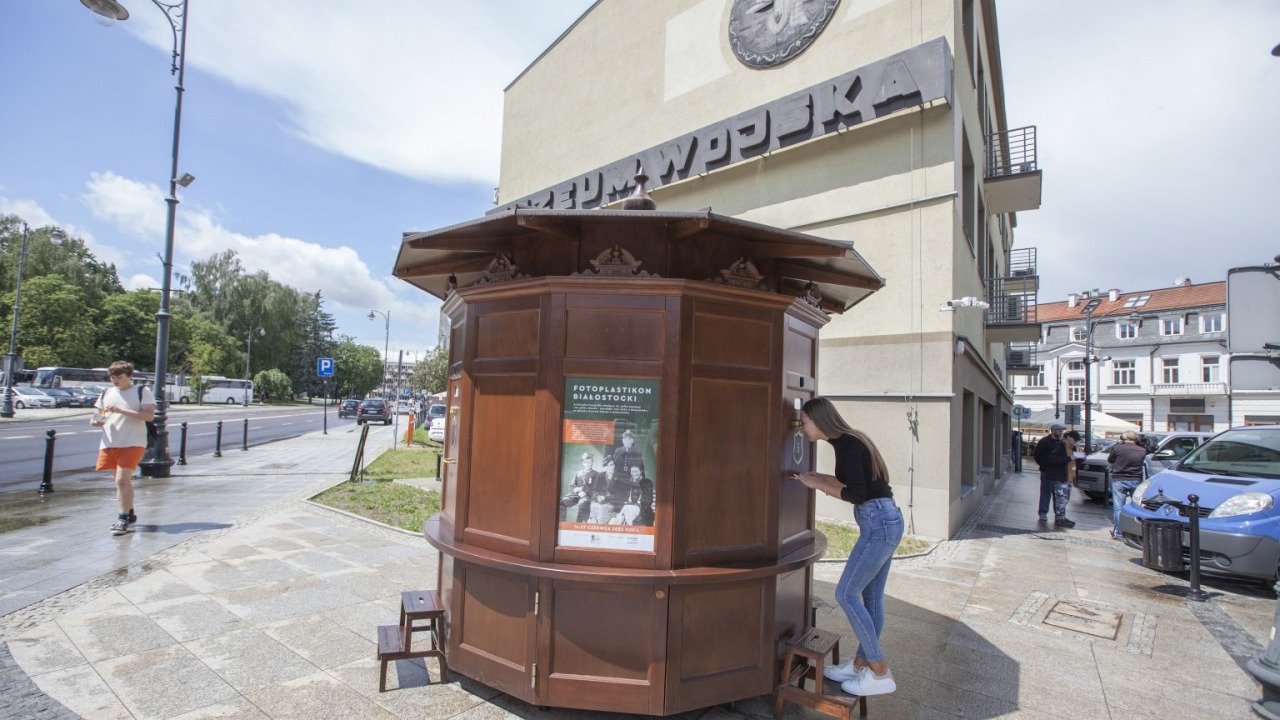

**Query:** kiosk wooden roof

left=393, top=208, right=885, bottom=315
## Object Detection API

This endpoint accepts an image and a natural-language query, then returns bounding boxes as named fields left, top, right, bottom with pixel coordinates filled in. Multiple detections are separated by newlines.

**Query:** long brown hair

left=802, top=397, right=890, bottom=484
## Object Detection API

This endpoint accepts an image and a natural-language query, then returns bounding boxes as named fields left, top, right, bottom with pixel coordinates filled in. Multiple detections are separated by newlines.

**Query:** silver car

left=2, top=386, right=57, bottom=409
left=1076, top=431, right=1213, bottom=501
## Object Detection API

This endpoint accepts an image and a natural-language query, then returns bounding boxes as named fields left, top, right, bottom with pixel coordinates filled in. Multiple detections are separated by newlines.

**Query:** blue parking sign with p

left=317, top=357, right=335, bottom=377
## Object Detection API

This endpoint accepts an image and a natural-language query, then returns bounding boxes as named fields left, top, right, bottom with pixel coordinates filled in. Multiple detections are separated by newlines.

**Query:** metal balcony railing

left=1006, top=343, right=1039, bottom=375
left=985, top=248, right=1039, bottom=327
left=1151, top=382, right=1228, bottom=396
left=985, top=281, right=1037, bottom=325
left=986, top=126, right=1037, bottom=178
left=1006, top=247, right=1036, bottom=278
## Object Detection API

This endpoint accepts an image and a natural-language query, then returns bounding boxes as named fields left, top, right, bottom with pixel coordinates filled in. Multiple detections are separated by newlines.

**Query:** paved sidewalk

left=2, top=444, right=1271, bottom=719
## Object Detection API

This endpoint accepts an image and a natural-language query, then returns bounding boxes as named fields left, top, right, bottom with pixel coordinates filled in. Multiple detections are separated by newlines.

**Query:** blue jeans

left=1111, top=476, right=1140, bottom=533
left=837, top=498, right=904, bottom=664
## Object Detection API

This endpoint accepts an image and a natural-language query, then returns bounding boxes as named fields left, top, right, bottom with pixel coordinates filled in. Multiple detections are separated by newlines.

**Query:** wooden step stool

left=377, top=589, right=448, bottom=692
left=774, top=627, right=866, bottom=720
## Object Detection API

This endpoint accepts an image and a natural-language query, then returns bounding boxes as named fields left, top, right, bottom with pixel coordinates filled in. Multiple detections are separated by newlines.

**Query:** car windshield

left=1178, top=429, right=1280, bottom=479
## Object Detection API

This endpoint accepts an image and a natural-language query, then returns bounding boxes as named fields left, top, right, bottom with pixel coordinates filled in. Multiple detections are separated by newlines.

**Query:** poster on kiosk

left=557, top=377, right=659, bottom=552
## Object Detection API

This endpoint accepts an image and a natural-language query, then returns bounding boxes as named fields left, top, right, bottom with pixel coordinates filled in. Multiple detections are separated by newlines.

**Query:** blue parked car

left=1119, top=425, right=1280, bottom=583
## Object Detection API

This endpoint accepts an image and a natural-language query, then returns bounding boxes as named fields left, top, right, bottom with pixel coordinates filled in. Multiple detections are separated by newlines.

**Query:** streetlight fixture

left=2, top=226, right=63, bottom=418
left=82, top=0, right=192, bottom=479
left=369, top=309, right=390, bottom=398
left=244, top=326, right=264, bottom=406
left=1075, top=290, right=1141, bottom=455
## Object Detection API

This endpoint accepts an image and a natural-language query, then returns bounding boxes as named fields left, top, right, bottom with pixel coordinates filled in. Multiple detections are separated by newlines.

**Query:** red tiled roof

left=1034, top=282, right=1225, bottom=323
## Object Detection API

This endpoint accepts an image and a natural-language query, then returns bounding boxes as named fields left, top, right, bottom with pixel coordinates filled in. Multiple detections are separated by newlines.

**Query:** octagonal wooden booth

left=394, top=204, right=883, bottom=716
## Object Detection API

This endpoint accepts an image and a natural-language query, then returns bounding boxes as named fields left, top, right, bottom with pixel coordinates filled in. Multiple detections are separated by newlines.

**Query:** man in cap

left=1107, top=430, right=1149, bottom=539
left=1033, top=422, right=1075, bottom=528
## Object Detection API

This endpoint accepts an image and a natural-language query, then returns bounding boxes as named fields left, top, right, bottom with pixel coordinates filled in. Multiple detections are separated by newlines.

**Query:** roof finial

left=620, top=164, right=657, bottom=211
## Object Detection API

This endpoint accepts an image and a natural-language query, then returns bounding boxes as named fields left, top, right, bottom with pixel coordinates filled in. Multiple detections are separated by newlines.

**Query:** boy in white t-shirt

left=90, top=361, right=155, bottom=535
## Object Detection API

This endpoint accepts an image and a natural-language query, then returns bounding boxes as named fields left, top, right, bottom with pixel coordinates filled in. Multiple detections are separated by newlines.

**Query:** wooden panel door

left=449, top=563, right=537, bottom=703
left=539, top=579, right=667, bottom=714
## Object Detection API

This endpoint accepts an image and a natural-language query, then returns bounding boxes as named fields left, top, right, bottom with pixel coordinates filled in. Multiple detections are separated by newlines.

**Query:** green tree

left=94, top=290, right=159, bottom=368
left=182, top=317, right=242, bottom=401
left=289, top=290, right=337, bottom=400
left=4, top=275, right=97, bottom=367
left=408, top=345, right=450, bottom=395
left=253, top=368, right=293, bottom=403
left=332, top=338, right=382, bottom=399
left=0, top=216, right=123, bottom=311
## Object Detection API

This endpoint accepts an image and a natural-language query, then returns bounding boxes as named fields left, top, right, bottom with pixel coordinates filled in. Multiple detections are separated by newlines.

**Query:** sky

left=2, top=1, right=1277, bottom=364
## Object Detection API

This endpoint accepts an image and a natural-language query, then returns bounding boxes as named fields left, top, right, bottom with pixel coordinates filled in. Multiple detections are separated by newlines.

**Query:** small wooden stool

left=774, top=628, right=867, bottom=720
left=377, top=589, right=448, bottom=692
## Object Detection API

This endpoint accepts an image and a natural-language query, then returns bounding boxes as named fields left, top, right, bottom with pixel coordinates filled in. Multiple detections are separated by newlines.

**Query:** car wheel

left=226, top=397, right=236, bottom=405
left=178, top=397, right=189, bottom=404
left=1083, top=491, right=1108, bottom=503
left=15, top=401, right=24, bottom=409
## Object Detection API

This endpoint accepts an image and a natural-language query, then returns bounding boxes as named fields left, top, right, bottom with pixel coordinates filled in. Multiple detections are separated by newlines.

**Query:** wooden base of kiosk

left=426, top=517, right=825, bottom=716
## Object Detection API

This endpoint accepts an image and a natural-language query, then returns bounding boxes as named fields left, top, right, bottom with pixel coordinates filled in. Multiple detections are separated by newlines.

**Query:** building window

left=1123, top=295, right=1150, bottom=308
left=1117, top=322, right=1137, bottom=339
left=1113, top=360, right=1136, bottom=386
left=1067, top=360, right=1084, bottom=372
left=1201, top=355, right=1220, bottom=383
left=1200, top=313, right=1224, bottom=333
left=1071, top=326, right=1087, bottom=341
left=1067, top=378, right=1085, bottom=403
left=1161, top=357, right=1180, bottom=384
left=1245, top=415, right=1280, bottom=426
left=1168, top=414, right=1213, bottom=432
left=1160, top=317, right=1184, bottom=336
left=1028, top=365, right=1045, bottom=387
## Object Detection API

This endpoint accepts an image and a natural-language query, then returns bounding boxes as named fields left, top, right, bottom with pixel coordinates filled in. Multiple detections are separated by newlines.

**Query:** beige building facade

left=495, top=0, right=1041, bottom=539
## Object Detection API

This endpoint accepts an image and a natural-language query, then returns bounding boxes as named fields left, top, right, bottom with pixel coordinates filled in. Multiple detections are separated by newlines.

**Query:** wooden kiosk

left=393, top=181, right=883, bottom=715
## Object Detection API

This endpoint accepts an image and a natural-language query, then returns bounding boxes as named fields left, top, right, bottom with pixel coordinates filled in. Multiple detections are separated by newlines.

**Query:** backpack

left=136, top=385, right=159, bottom=441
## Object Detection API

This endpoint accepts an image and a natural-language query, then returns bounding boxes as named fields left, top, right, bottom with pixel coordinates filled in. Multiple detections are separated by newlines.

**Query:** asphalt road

left=0, top=404, right=413, bottom=493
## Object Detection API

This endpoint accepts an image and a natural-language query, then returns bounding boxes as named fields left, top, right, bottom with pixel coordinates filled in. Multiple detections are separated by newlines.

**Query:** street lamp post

left=244, top=326, right=263, bottom=406
left=2, top=223, right=31, bottom=419
left=82, top=0, right=193, bottom=479
left=1082, top=299, right=1100, bottom=455
left=369, top=310, right=390, bottom=398
left=1075, top=292, right=1139, bottom=455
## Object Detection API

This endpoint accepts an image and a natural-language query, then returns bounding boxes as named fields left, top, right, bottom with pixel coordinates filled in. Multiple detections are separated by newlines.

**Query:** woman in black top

left=794, top=397, right=903, bottom=697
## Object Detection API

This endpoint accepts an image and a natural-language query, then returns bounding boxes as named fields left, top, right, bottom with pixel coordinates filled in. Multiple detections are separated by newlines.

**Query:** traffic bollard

left=1186, top=494, right=1208, bottom=602
left=178, top=422, right=188, bottom=465
left=1247, top=583, right=1280, bottom=719
left=38, top=429, right=56, bottom=494
left=242, top=418, right=249, bottom=451
left=214, top=421, right=223, bottom=457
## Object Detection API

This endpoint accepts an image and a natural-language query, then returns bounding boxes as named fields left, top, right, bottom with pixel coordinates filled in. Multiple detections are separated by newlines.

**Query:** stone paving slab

left=2, top=444, right=1274, bottom=719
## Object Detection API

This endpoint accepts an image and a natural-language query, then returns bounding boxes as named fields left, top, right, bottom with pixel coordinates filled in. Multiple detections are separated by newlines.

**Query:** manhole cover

left=1042, top=601, right=1122, bottom=640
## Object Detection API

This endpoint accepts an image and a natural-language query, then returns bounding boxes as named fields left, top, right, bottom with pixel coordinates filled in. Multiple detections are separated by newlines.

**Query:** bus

left=0, top=368, right=36, bottom=387
left=34, top=366, right=191, bottom=403
left=200, top=376, right=254, bottom=405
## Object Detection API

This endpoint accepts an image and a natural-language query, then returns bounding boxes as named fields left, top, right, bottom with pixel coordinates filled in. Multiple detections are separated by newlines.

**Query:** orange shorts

left=96, top=447, right=146, bottom=471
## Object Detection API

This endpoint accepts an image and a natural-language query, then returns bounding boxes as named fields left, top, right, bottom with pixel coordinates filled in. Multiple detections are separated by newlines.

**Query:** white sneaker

left=841, top=667, right=896, bottom=696
left=822, top=659, right=859, bottom=683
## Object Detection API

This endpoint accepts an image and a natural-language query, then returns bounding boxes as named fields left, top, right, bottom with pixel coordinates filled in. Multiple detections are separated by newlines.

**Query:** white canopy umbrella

left=1020, top=408, right=1139, bottom=434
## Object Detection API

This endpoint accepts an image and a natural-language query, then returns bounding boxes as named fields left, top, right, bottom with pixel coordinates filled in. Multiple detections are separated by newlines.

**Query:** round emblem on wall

left=728, top=0, right=842, bottom=69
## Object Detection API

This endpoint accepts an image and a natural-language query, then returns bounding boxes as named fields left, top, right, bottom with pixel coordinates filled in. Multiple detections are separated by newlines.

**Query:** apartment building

left=1011, top=282, right=1232, bottom=432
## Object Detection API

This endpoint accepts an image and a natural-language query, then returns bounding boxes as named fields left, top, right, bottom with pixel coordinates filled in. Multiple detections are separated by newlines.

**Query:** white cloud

left=123, top=273, right=159, bottom=292
left=999, top=0, right=1280, bottom=301
left=121, top=0, right=596, bottom=186
left=80, top=172, right=441, bottom=350
left=1, top=194, right=127, bottom=270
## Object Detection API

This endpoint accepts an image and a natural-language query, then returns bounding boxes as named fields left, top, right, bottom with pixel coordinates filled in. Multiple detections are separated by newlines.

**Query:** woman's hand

left=793, top=471, right=838, bottom=497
